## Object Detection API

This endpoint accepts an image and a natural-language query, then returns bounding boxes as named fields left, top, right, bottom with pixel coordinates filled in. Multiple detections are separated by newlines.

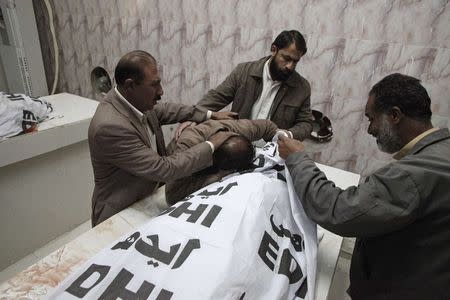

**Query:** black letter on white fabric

left=171, top=239, right=201, bottom=269
left=252, top=154, right=265, bottom=168
left=219, top=182, right=238, bottom=195
left=258, top=231, right=279, bottom=271
left=197, top=186, right=224, bottom=198
left=270, top=215, right=303, bottom=252
left=169, top=202, right=208, bottom=223
left=98, top=268, right=165, bottom=299
left=295, top=277, right=308, bottom=299
left=277, top=249, right=303, bottom=284
left=111, top=232, right=141, bottom=250
left=135, top=235, right=180, bottom=266
left=200, top=205, right=222, bottom=228
left=65, top=264, right=110, bottom=298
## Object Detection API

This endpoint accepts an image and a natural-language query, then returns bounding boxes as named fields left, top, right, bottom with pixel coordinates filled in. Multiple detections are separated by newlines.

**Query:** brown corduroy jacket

left=197, top=56, right=313, bottom=140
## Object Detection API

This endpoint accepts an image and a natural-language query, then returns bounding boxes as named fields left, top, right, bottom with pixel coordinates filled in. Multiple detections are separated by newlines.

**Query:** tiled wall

left=37, top=0, right=450, bottom=176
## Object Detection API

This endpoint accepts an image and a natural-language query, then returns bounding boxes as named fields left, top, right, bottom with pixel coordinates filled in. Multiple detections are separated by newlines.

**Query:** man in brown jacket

left=165, top=119, right=279, bottom=204
left=88, top=50, right=236, bottom=226
left=192, top=30, right=313, bottom=141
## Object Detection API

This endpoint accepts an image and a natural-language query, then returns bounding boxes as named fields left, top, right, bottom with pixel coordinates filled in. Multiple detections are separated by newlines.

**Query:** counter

left=0, top=93, right=98, bottom=270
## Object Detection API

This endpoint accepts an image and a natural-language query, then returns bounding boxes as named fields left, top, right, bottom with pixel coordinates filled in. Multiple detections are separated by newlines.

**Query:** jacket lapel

left=269, top=84, right=288, bottom=118
left=268, top=68, right=302, bottom=118
left=146, top=110, right=167, bottom=156
left=245, top=57, right=269, bottom=118
left=108, top=90, right=152, bottom=147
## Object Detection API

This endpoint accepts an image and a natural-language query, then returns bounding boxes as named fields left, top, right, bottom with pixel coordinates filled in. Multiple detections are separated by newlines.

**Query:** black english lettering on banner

left=66, top=264, right=110, bottom=298
left=258, top=231, right=279, bottom=271
left=197, top=181, right=238, bottom=199
left=278, top=249, right=303, bottom=283
left=200, top=205, right=222, bottom=228
left=296, top=277, right=308, bottom=299
left=99, top=268, right=159, bottom=300
left=111, top=232, right=141, bottom=250
left=165, top=201, right=223, bottom=228
left=258, top=231, right=308, bottom=299
left=169, top=202, right=208, bottom=223
left=270, top=215, right=303, bottom=252
left=134, top=234, right=201, bottom=269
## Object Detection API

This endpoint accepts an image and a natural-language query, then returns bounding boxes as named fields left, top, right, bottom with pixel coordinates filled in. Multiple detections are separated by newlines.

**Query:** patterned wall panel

left=35, top=0, right=450, bottom=176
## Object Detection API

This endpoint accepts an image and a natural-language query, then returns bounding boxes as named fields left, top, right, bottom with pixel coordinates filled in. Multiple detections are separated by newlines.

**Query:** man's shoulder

left=285, top=67, right=310, bottom=90
left=233, top=56, right=269, bottom=76
left=89, top=102, right=131, bottom=137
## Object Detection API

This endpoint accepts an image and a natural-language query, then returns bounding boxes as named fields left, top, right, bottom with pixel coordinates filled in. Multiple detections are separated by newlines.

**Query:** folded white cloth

left=0, top=91, right=53, bottom=139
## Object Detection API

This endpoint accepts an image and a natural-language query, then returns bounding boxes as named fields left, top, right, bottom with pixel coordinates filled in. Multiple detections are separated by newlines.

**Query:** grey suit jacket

left=89, top=90, right=212, bottom=226
left=197, top=56, right=313, bottom=140
left=165, top=119, right=278, bottom=204
left=285, top=128, right=450, bottom=298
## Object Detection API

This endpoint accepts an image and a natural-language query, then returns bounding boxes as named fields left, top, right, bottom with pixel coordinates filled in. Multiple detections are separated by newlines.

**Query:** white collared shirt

left=115, top=87, right=215, bottom=153
left=251, top=59, right=282, bottom=120
left=114, top=87, right=156, bottom=148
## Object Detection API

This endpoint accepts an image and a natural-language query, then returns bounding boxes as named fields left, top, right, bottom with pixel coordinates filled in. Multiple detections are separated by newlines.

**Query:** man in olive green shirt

left=278, top=73, right=450, bottom=299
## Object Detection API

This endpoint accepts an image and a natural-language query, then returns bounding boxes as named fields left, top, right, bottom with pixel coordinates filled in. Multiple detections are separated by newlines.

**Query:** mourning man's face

left=365, top=95, right=403, bottom=153
left=269, top=42, right=303, bottom=82
left=130, top=62, right=164, bottom=112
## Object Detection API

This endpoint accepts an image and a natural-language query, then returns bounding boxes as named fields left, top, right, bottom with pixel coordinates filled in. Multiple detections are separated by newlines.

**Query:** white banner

left=48, top=142, right=317, bottom=300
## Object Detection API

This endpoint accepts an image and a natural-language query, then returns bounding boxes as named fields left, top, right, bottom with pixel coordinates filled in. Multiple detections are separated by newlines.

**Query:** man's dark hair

left=272, top=30, right=307, bottom=55
left=369, top=73, right=432, bottom=122
left=114, top=50, right=156, bottom=86
left=213, top=136, right=255, bottom=171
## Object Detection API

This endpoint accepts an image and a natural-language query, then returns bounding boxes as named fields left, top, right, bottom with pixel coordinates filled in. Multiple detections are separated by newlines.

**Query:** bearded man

left=179, top=30, right=312, bottom=141
left=278, top=73, right=450, bottom=299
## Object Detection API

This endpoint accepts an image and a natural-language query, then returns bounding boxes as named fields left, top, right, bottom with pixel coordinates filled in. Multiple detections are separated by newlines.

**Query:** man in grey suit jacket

left=278, top=73, right=450, bottom=298
left=89, top=50, right=236, bottom=226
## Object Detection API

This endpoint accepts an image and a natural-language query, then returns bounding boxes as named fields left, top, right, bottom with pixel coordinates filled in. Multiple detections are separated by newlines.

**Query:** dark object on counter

left=309, top=110, right=332, bottom=143
left=91, top=67, right=112, bottom=100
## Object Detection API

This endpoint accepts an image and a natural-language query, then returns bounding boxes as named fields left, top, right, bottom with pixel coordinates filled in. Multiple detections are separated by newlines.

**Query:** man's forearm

left=289, top=121, right=313, bottom=140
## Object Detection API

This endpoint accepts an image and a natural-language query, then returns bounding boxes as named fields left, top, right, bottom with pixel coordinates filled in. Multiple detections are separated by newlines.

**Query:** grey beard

left=376, top=116, right=404, bottom=154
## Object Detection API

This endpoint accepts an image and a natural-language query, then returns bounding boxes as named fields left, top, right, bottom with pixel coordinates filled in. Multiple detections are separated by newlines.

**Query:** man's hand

left=277, top=135, right=305, bottom=159
left=208, top=131, right=238, bottom=150
left=211, top=111, right=239, bottom=120
left=174, top=121, right=197, bottom=141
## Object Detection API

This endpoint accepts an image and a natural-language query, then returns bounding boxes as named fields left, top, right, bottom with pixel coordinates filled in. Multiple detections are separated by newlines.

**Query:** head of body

left=115, top=50, right=163, bottom=113
left=269, top=30, right=307, bottom=82
left=213, top=135, right=255, bottom=172
left=365, top=73, right=433, bottom=154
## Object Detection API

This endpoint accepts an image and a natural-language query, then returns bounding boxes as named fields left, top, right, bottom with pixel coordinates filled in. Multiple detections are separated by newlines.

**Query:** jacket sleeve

left=285, top=152, right=420, bottom=238
left=95, top=123, right=212, bottom=182
left=225, top=119, right=279, bottom=142
left=288, top=90, right=313, bottom=141
left=153, top=102, right=207, bottom=124
left=196, top=64, right=242, bottom=111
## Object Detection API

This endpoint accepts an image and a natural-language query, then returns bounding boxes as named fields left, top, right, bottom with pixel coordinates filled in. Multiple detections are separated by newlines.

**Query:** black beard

left=269, top=58, right=292, bottom=81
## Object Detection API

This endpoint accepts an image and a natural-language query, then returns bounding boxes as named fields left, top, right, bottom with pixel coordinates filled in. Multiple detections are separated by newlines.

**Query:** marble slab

left=0, top=164, right=360, bottom=299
